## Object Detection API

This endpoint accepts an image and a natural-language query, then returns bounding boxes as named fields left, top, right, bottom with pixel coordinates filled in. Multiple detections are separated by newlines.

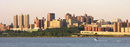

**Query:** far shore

left=0, top=36, right=130, bottom=38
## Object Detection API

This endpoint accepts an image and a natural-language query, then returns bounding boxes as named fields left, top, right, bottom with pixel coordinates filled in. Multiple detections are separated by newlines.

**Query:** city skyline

left=1, top=1, right=130, bottom=47
left=0, top=0, right=130, bottom=25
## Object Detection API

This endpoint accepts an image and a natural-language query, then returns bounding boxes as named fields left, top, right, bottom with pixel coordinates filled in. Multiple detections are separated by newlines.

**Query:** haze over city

left=0, top=0, right=130, bottom=25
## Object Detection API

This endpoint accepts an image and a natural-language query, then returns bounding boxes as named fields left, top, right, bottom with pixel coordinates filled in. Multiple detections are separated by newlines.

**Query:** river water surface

left=0, top=37, right=130, bottom=47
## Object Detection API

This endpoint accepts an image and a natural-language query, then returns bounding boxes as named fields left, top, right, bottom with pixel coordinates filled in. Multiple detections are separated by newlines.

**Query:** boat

left=94, top=38, right=99, bottom=41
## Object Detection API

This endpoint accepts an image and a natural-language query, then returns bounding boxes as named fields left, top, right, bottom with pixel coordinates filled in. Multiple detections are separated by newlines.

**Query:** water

left=0, top=37, right=130, bottom=47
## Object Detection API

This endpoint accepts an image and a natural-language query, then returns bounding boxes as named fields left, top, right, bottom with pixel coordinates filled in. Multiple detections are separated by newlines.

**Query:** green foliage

left=34, top=27, right=80, bottom=37
left=0, top=27, right=81, bottom=37
left=79, top=25, right=84, bottom=30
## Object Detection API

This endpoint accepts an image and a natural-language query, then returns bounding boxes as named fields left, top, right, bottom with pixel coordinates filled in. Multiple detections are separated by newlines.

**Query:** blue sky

left=0, top=0, right=130, bottom=25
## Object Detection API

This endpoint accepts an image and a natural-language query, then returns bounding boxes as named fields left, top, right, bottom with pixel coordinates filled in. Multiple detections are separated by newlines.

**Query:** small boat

left=94, top=38, right=99, bottom=41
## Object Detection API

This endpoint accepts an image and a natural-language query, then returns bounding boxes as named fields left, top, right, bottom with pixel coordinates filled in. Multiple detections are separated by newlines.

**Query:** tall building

left=113, top=22, right=122, bottom=32
left=76, top=16, right=81, bottom=22
left=41, top=17, right=46, bottom=29
left=34, top=17, right=45, bottom=29
left=47, top=13, right=55, bottom=27
left=19, top=14, right=24, bottom=28
left=113, top=23, right=117, bottom=32
left=65, top=13, right=72, bottom=22
left=13, top=15, right=18, bottom=28
left=126, top=20, right=130, bottom=33
left=49, top=19, right=63, bottom=28
left=6, top=23, right=13, bottom=30
left=113, top=20, right=130, bottom=33
left=87, top=16, right=94, bottom=24
left=62, top=19, right=67, bottom=27
left=47, top=13, right=55, bottom=21
left=0, top=23, right=6, bottom=31
left=117, top=23, right=121, bottom=32
left=24, top=14, right=29, bottom=28
left=44, top=21, right=48, bottom=29
left=34, top=17, right=39, bottom=29
left=76, top=13, right=94, bottom=24
left=64, top=13, right=94, bottom=25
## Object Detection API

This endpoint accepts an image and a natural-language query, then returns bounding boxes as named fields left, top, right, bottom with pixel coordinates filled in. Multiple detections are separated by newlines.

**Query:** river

left=0, top=37, right=130, bottom=47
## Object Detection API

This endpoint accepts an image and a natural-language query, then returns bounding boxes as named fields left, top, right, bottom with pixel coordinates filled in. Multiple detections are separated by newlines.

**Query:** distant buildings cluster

left=81, top=18, right=130, bottom=35
left=65, top=13, right=93, bottom=27
left=0, top=23, right=13, bottom=31
left=10, top=14, right=29, bottom=31
left=0, top=12, right=130, bottom=35
left=113, top=20, right=130, bottom=33
left=0, top=13, right=94, bottom=32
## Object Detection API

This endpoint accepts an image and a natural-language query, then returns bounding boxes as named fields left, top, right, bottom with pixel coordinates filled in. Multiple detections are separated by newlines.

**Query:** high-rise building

left=117, top=23, right=121, bottom=32
left=81, top=17, right=84, bottom=22
left=34, top=17, right=39, bottom=29
left=47, top=13, right=55, bottom=27
left=0, top=23, right=6, bottom=31
left=19, top=14, right=24, bottom=28
left=41, top=17, right=46, bottom=29
left=62, top=19, right=67, bottom=27
left=127, top=20, right=130, bottom=33
left=76, top=16, right=85, bottom=22
left=34, top=17, right=45, bottom=29
left=24, top=14, right=29, bottom=28
left=6, top=23, right=13, bottom=30
left=113, top=22, right=122, bottom=32
left=76, top=16, right=81, bottom=22
left=113, top=20, right=130, bottom=33
left=47, top=13, right=55, bottom=21
left=113, top=23, right=117, bottom=32
left=76, top=13, right=94, bottom=24
left=64, top=13, right=94, bottom=25
left=87, top=16, right=94, bottom=24
left=44, top=21, right=48, bottom=29
left=65, top=13, right=72, bottom=22
left=49, top=19, right=63, bottom=28
left=13, top=15, right=18, bottom=28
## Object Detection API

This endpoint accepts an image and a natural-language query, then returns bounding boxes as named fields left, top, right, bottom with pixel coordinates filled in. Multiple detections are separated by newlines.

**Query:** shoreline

left=0, top=36, right=130, bottom=38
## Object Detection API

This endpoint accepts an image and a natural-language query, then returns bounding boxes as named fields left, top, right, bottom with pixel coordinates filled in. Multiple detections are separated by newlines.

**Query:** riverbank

left=0, top=35, right=130, bottom=37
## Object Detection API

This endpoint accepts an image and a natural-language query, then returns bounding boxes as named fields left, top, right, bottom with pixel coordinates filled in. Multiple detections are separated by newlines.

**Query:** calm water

left=0, top=37, right=130, bottom=47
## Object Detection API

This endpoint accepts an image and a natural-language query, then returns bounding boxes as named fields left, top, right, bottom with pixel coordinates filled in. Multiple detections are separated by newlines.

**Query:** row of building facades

left=81, top=19, right=130, bottom=35
left=1, top=13, right=130, bottom=35
left=0, top=13, right=94, bottom=32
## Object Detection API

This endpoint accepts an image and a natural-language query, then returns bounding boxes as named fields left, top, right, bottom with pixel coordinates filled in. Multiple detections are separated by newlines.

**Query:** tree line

left=0, top=26, right=84, bottom=37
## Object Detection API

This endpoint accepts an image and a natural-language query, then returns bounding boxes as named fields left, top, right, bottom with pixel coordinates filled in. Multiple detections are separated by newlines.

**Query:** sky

left=0, top=0, right=130, bottom=25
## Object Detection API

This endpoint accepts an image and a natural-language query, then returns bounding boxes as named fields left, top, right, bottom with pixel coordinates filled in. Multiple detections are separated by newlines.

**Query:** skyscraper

left=24, top=14, right=29, bottom=28
left=34, top=17, right=39, bottom=29
left=47, top=13, right=55, bottom=27
left=19, top=14, right=24, bottom=28
left=34, top=17, right=45, bottom=29
left=47, top=13, right=55, bottom=21
left=117, top=22, right=121, bottom=32
left=65, top=13, right=72, bottom=22
left=86, top=16, right=94, bottom=24
left=113, top=23, right=117, bottom=32
left=13, top=15, right=18, bottom=28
